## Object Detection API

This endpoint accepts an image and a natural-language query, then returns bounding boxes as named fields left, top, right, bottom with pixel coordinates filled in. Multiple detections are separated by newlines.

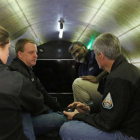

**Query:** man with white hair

left=60, top=33, right=140, bottom=140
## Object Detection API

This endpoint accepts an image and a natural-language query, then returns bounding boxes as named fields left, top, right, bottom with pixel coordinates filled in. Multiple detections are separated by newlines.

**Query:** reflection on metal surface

left=0, top=0, right=140, bottom=67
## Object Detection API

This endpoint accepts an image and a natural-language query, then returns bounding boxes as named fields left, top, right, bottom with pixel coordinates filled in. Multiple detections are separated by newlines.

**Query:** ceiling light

left=59, top=28, right=63, bottom=38
left=59, top=18, right=65, bottom=38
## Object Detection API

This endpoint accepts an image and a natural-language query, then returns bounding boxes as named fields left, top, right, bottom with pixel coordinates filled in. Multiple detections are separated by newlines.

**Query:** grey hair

left=93, top=33, right=121, bottom=60
left=68, top=41, right=86, bottom=52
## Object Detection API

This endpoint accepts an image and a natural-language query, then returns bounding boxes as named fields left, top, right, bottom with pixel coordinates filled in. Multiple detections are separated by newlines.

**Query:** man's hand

left=63, top=102, right=90, bottom=120
left=80, top=75, right=99, bottom=83
left=63, top=109, right=79, bottom=120
left=68, top=102, right=90, bottom=114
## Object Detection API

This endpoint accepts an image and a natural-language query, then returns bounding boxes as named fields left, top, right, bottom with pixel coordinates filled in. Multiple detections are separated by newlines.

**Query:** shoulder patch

left=89, top=67, right=94, bottom=71
left=102, top=92, right=113, bottom=109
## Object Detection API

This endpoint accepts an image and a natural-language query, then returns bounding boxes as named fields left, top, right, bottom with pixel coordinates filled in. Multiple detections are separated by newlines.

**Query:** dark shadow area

left=36, top=135, right=62, bottom=140
left=33, top=60, right=79, bottom=93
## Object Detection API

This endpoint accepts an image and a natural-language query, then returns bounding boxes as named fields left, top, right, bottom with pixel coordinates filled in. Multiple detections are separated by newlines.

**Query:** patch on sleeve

left=89, top=67, right=94, bottom=71
left=102, top=92, right=113, bottom=109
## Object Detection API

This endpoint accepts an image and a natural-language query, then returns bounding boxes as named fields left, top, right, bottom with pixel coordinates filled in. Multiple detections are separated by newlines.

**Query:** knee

left=59, top=122, right=70, bottom=139
left=72, top=78, right=82, bottom=88
left=57, top=114, right=67, bottom=126
left=60, top=121, right=81, bottom=140
left=49, top=113, right=66, bottom=127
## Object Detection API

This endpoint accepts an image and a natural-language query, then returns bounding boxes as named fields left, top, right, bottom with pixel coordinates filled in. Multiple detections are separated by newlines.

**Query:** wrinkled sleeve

left=73, top=78, right=133, bottom=132
left=35, top=78, right=63, bottom=112
left=18, top=76, right=46, bottom=115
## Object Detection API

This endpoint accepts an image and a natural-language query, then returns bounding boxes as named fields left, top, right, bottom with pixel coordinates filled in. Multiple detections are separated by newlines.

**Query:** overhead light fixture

left=59, top=18, right=64, bottom=38
left=59, top=28, right=63, bottom=38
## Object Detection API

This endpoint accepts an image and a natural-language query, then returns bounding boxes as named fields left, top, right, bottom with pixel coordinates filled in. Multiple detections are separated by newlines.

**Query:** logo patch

left=102, top=92, right=113, bottom=109
left=89, top=67, right=94, bottom=71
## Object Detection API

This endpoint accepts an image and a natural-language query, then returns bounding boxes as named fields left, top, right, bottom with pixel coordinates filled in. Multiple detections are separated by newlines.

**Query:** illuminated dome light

left=59, top=18, right=65, bottom=38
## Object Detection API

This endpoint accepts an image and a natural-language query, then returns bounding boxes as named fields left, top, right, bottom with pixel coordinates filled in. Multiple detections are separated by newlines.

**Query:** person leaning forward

left=9, top=38, right=66, bottom=139
left=69, top=41, right=107, bottom=105
left=60, top=33, right=140, bottom=140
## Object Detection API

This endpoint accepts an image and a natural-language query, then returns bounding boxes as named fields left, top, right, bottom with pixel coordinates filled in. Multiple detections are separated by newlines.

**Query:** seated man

left=10, top=38, right=66, bottom=139
left=60, top=33, right=140, bottom=140
left=69, top=41, right=107, bottom=104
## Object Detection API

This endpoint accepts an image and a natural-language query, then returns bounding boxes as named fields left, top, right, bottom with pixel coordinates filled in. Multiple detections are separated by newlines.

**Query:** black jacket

left=73, top=55, right=140, bottom=140
left=10, top=57, right=63, bottom=115
left=0, top=60, right=26, bottom=140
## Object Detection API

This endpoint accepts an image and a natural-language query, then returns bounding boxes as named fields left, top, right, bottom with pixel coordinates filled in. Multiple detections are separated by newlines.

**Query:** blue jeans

left=22, top=112, right=66, bottom=140
left=22, top=113, right=35, bottom=140
left=60, top=121, right=137, bottom=140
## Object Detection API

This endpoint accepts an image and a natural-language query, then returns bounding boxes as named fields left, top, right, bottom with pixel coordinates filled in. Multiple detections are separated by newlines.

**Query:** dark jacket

left=78, top=49, right=102, bottom=77
left=10, top=57, right=63, bottom=116
left=0, top=60, right=26, bottom=140
left=73, top=55, right=140, bottom=140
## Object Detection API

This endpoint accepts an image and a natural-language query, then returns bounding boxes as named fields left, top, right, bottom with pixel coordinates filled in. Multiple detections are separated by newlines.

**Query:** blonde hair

left=15, top=38, right=35, bottom=56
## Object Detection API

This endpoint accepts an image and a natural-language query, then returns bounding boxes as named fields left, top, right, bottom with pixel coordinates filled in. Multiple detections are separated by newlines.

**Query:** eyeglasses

left=71, top=48, right=82, bottom=58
